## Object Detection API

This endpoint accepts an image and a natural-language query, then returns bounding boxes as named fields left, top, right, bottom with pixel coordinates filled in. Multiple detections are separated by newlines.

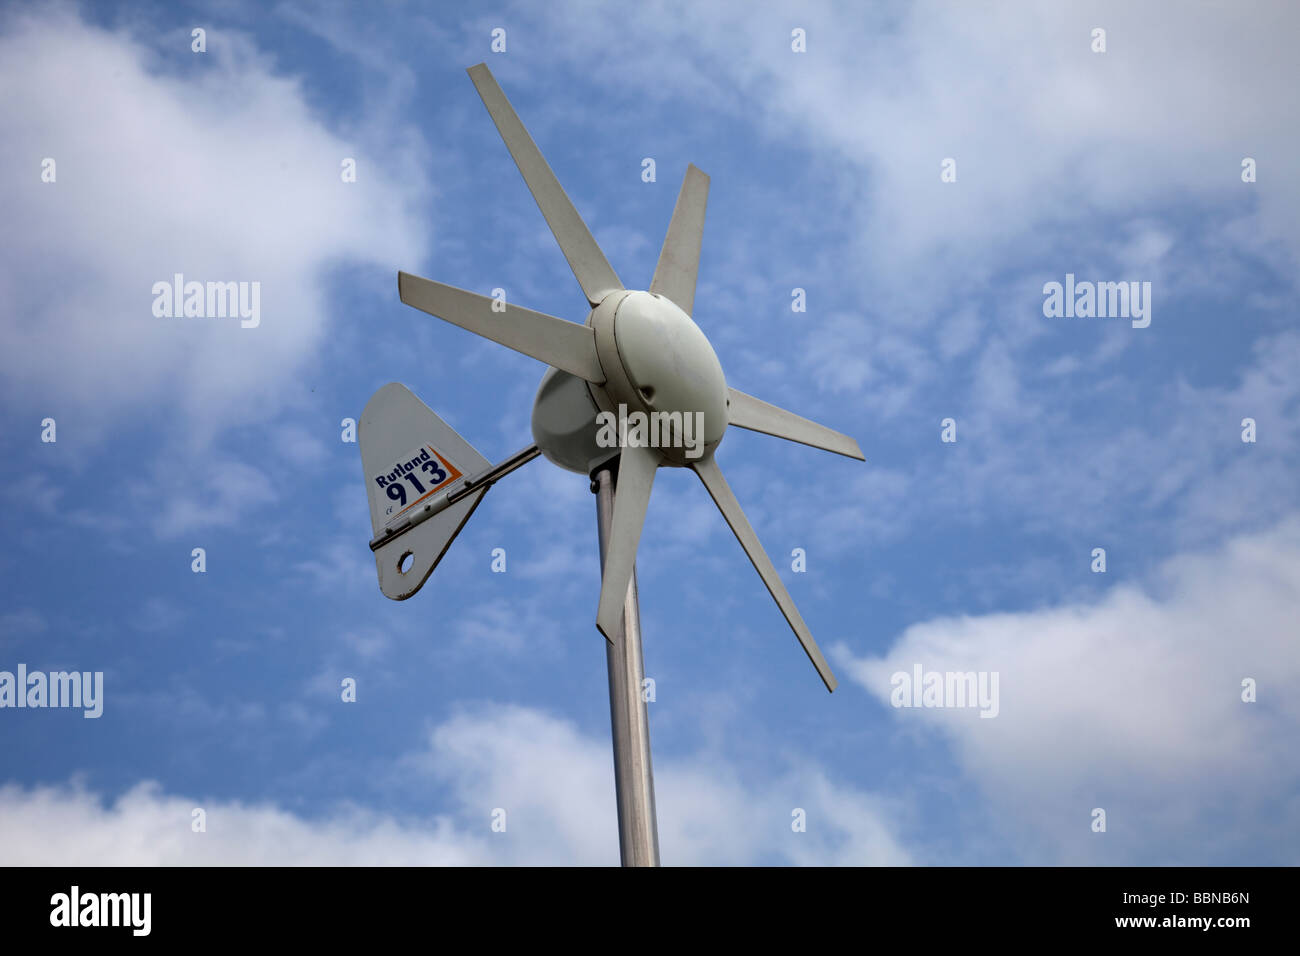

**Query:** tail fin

left=359, top=383, right=490, bottom=600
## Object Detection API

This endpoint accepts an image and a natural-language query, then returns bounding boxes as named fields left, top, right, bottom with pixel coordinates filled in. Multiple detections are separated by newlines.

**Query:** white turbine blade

left=691, top=455, right=838, bottom=692
left=596, top=445, right=661, bottom=643
left=727, top=388, right=865, bottom=461
left=398, top=272, right=606, bottom=384
left=466, top=63, right=623, bottom=306
left=649, top=164, right=709, bottom=317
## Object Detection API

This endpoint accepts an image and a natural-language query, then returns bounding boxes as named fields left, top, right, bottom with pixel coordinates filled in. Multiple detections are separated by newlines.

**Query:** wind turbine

left=358, top=63, right=864, bottom=865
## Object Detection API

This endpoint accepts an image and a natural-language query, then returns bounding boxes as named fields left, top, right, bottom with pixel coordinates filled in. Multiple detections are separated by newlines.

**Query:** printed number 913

left=386, top=458, right=448, bottom=507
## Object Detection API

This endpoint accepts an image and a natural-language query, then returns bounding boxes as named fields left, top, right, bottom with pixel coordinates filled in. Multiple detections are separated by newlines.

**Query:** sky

left=0, top=0, right=1296, bottom=865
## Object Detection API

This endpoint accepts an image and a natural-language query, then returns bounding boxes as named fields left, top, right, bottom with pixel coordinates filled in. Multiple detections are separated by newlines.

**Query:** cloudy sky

left=0, top=0, right=1296, bottom=865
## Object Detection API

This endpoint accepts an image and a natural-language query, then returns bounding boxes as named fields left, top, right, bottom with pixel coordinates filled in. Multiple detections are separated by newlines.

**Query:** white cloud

left=763, top=324, right=1300, bottom=569
left=137, top=457, right=277, bottom=539
left=838, top=516, right=1300, bottom=863
left=292, top=537, right=375, bottom=596
left=134, top=597, right=185, bottom=634
left=0, top=780, right=482, bottom=866
left=0, top=608, right=48, bottom=642
left=275, top=424, right=330, bottom=467
left=0, top=5, right=429, bottom=438
left=0, top=703, right=910, bottom=865
left=510, top=0, right=1299, bottom=303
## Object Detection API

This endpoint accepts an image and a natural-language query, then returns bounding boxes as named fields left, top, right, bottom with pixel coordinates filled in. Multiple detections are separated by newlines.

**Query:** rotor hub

left=586, top=291, right=727, bottom=466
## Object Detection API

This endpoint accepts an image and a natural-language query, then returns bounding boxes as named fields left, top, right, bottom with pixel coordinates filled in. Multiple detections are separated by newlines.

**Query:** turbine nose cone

left=611, top=291, right=727, bottom=463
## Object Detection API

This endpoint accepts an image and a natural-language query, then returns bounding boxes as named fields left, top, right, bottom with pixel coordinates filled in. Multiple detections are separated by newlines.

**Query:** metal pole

left=592, top=461, right=661, bottom=867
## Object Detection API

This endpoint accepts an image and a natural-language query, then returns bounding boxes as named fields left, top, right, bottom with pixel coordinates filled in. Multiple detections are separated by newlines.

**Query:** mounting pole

left=592, top=461, right=661, bottom=867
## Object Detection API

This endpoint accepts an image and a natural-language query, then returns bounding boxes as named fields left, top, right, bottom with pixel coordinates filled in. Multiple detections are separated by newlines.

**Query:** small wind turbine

left=358, top=63, right=864, bottom=866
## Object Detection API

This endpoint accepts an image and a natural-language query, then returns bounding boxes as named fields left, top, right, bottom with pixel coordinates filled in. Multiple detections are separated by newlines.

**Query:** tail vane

left=359, top=383, right=491, bottom=600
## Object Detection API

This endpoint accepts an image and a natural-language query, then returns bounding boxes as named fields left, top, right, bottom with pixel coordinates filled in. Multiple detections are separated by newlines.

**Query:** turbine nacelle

left=590, top=290, right=728, bottom=467
left=532, top=290, right=728, bottom=473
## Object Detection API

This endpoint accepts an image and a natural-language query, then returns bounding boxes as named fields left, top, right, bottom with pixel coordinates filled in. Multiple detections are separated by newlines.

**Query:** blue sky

left=0, top=0, right=1297, bottom=865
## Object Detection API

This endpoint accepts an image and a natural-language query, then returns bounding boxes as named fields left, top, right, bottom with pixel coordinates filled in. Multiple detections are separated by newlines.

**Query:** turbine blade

left=398, top=272, right=606, bottom=384
left=727, top=388, right=865, bottom=461
left=649, top=164, right=709, bottom=317
left=466, top=63, right=623, bottom=306
left=596, top=445, right=661, bottom=643
left=691, top=455, right=838, bottom=692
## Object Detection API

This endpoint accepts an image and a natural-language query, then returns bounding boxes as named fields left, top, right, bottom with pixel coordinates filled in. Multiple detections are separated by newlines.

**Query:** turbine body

left=533, top=291, right=729, bottom=473
left=384, top=62, right=868, bottom=693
